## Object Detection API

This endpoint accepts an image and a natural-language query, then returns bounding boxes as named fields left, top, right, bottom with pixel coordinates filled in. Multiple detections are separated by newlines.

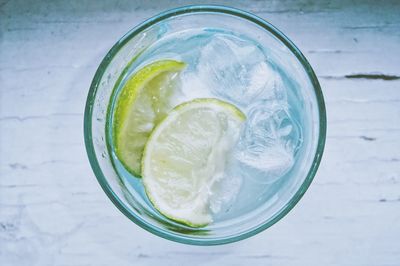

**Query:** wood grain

left=1, top=0, right=399, bottom=265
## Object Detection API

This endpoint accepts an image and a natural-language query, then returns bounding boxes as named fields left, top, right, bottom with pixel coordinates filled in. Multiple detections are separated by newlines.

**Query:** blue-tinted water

left=106, top=27, right=305, bottom=225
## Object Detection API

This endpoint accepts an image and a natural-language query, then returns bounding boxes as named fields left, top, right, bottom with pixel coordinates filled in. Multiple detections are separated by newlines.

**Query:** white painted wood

left=1, top=0, right=399, bottom=265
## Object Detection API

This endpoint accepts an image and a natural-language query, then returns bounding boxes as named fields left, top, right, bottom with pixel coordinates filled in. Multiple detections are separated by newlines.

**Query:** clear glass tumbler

left=84, top=5, right=326, bottom=245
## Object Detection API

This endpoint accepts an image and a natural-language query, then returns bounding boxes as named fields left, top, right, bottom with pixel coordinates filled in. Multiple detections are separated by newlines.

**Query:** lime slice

left=142, top=98, right=246, bottom=227
left=113, top=60, right=186, bottom=176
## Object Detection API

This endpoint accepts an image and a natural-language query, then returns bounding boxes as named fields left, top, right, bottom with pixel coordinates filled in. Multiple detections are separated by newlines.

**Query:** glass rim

left=84, top=4, right=327, bottom=245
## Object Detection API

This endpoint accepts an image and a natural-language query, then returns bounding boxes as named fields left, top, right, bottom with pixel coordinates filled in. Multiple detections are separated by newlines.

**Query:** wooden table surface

left=1, top=0, right=399, bottom=265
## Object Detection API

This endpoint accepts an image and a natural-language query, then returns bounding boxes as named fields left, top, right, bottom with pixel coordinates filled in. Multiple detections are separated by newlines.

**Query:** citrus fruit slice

left=142, top=98, right=246, bottom=227
left=113, top=60, right=186, bottom=176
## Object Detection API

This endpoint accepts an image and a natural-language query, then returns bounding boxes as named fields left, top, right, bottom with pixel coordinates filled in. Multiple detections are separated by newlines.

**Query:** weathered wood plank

left=1, top=0, right=400, bottom=266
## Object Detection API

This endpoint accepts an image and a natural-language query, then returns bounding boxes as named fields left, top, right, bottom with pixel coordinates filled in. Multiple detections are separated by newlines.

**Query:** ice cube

left=208, top=170, right=242, bottom=214
left=195, top=34, right=285, bottom=107
left=235, top=100, right=302, bottom=184
left=205, top=122, right=243, bottom=215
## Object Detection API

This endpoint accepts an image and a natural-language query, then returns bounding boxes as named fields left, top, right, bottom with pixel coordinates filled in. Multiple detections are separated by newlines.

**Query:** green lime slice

left=113, top=60, right=186, bottom=176
left=142, top=98, right=245, bottom=227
